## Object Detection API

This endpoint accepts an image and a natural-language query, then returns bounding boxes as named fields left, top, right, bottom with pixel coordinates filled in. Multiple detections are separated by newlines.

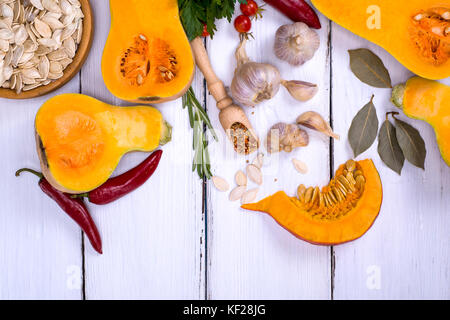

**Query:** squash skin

left=242, top=159, right=383, bottom=245
left=311, top=0, right=450, bottom=80
left=392, top=77, right=450, bottom=166
left=35, top=94, right=171, bottom=194
left=102, top=0, right=194, bottom=103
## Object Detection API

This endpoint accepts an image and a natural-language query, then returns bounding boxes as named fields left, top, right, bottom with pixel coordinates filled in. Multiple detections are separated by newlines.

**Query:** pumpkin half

left=101, top=0, right=194, bottom=103
left=392, top=77, right=450, bottom=166
left=311, top=0, right=450, bottom=80
left=35, top=94, right=171, bottom=194
left=242, top=159, right=383, bottom=245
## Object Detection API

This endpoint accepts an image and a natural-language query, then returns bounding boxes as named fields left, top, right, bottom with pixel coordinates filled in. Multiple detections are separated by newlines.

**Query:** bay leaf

left=348, top=49, right=392, bottom=88
left=378, top=119, right=405, bottom=175
left=395, top=118, right=426, bottom=169
left=348, top=95, right=379, bottom=157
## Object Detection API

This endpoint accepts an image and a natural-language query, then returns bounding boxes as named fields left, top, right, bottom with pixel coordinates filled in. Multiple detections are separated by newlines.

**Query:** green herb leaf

left=348, top=49, right=392, bottom=88
left=394, top=117, right=426, bottom=170
left=183, top=87, right=216, bottom=180
left=378, top=118, right=405, bottom=175
left=348, top=95, right=379, bottom=157
left=178, top=0, right=246, bottom=40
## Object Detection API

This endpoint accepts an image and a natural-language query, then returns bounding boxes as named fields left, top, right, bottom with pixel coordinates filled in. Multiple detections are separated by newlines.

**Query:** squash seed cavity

left=120, top=36, right=178, bottom=86
left=292, top=160, right=367, bottom=221
left=410, top=7, right=450, bottom=66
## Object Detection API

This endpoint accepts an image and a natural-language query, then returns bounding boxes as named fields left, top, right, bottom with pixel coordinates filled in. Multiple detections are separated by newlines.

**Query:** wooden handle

left=190, top=37, right=233, bottom=110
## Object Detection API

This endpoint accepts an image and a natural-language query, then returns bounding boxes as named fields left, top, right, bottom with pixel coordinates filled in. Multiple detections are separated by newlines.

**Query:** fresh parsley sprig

left=178, top=0, right=247, bottom=40
left=182, top=87, right=218, bottom=179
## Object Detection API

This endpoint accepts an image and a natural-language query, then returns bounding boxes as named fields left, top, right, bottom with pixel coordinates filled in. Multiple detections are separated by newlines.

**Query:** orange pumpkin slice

left=242, top=159, right=383, bottom=245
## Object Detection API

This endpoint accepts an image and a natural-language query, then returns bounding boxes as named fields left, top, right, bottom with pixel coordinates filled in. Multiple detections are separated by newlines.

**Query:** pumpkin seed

left=212, top=176, right=229, bottom=192
left=235, top=170, right=247, bottom=186
left=229, top=186, right=246, bottom=202
left=297, top=184, right=306, bottom=201
left=241, top=188, right=259, bottom=205
left=345, top=159, right=356, bottom=171
left=246, top=164, right=263, bottom=185
left=292, top=158, right=308, bottom=174
left=304, top=187, right=313, bottom=203
left=0, top=0, right=83, bottom=93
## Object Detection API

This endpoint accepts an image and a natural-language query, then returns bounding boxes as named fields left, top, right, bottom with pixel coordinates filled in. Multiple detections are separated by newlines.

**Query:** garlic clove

left=274, top=22, right=320, bottom=66
left=296, top=111, right=340, bottom=140
left=282, top=80, right=318, bottom=102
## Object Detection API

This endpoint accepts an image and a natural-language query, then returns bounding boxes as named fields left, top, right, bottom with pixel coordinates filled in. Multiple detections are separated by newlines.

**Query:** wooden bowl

left=0, top=0, right=93, bottom=100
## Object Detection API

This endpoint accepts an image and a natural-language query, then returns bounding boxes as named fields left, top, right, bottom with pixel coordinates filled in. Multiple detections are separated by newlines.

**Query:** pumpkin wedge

left=102, top=0, right=194, bottom=103
left=35, top=94, right=171, bottom=194
left=242, top=159, right=383, bottom=245
left=392, top=77, right=450, bottom=166
left=311, top=0, right=450, bottom=80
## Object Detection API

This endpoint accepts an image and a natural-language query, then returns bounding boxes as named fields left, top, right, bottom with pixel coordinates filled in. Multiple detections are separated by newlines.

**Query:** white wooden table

left=0, top=1, right=449, bottom=300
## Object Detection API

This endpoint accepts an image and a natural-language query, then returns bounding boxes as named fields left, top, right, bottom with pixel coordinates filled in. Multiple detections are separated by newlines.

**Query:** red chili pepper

left=263, top=0, right=321, bottom=29
left=80, top=150, right=163, bottom=205
left=15, top=168, right=103, bottom=254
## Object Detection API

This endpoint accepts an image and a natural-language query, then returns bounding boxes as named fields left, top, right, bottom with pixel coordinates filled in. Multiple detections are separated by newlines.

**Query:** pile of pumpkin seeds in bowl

left=0, top=0, right=83, bottom=93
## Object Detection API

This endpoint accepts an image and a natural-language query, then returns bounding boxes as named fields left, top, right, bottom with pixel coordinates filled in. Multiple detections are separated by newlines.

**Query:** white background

left=0, top=0, right=448, bottom=299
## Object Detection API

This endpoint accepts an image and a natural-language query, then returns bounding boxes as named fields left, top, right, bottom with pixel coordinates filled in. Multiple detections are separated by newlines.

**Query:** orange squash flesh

left=35, top=94, right=171, bottom=194
left=392, top=77, right=450, bottom=166
left=311, top=0, right=450, bottom=80
left=242, top=159, right=383, bottom=245
left=102, top=0, right=194, bottom=103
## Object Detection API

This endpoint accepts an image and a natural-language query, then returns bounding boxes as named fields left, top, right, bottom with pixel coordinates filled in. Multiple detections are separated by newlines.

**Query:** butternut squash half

left=242, top=159, right=383, bottom=245
left=392, top=77, right=450, bottom=166
left=311, top=0, right=450, bottom=80
left=35, top=94, right=171, bottom=194
left=102, top=0, right=194, bottom=103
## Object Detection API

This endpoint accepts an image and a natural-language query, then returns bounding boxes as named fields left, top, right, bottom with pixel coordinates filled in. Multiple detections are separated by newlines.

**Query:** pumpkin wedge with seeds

left=242, top=159, right=383, bottom=245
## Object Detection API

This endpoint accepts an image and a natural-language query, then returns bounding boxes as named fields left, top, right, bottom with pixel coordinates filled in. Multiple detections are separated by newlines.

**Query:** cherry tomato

left=201, top=24, right=210, bottom=37
left=240, top=0, right=259, bottom=17
left=234, top=15, right=252, bottom=33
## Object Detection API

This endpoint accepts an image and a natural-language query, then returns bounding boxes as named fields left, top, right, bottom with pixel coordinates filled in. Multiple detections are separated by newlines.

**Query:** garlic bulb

left=281, top=80, right=318, bottom=102
left=266, top=122, right=309, bottom=153
left=274, top=22, right=320, bottom=66
left=297, top=111, right=340, bottom=140
left=231, top=37, right=281, bottom=107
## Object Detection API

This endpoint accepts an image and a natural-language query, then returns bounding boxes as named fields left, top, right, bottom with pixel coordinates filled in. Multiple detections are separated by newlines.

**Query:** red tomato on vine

left=240, top=0, right=264, bottom=19
left=234, top=14, right=252, bottom=33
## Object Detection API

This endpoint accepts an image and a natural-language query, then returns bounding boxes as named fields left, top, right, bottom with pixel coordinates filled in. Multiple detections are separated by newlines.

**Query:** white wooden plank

left=331, top=23, right=450, bottom=299
left=206, top=2, right=331, bottom=299
left=0, top=77, right=83, bottom=299
left=81, top=0, right=205, bottom=299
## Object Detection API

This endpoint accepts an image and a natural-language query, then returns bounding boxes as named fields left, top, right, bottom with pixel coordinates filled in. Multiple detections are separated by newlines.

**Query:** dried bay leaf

left=394, top=117, right=426, bottom=170
left=378, top=119, right=405, bottom=175
left=348, top=49, right=392, bottom=88
left=348, top=95, right=379, bottom=157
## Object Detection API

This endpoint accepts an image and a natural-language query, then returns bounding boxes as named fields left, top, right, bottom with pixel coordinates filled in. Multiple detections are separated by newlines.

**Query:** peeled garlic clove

left=274, top=22, right=320, bottom=66
left=297, top=111, right=340, bottom=140
left=282, top=80, right=318, bottom=102
left=266, top=122, right=309, bottom=153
